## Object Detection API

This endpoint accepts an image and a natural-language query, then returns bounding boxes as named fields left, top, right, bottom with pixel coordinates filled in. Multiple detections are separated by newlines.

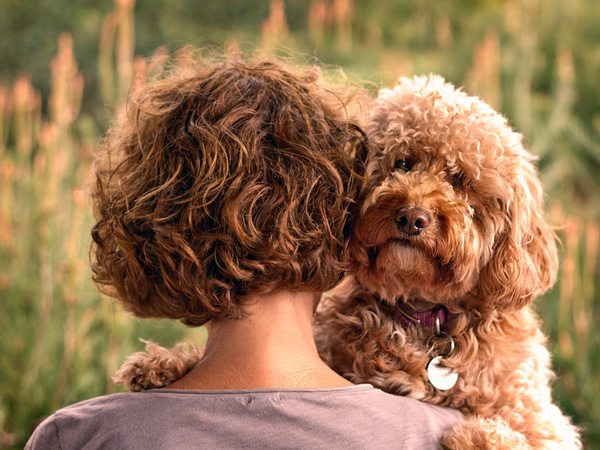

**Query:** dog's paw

left=441, top=416, right=532, bottom=450
left=113, top=339, right=203, bottom=392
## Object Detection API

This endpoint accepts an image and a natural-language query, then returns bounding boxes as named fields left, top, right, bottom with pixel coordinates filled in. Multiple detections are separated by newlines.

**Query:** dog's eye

left=451, top=173, right=466, bottom=189
left=394, top=160, right=410, bottom=171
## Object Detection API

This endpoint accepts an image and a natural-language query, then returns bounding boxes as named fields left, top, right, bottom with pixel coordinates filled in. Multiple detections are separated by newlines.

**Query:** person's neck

left=166, top=290, right=353, bottom=390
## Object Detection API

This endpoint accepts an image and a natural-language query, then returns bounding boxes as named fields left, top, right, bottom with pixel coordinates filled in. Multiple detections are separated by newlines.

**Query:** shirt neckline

left=140, top=383, right=376, bottom=396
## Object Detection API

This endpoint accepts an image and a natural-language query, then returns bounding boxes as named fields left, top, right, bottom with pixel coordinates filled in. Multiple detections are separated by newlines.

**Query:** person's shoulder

left=341, top=385, right=463, bottom=448
left=274, top=384, right=462, bottom=449
left=25, top=414, right=61, bottom=450
left=56, top=391, right=141, bottom=412
left=25, top=393, right=148, bottom=450
left=359, top=385, right=463, bottom=420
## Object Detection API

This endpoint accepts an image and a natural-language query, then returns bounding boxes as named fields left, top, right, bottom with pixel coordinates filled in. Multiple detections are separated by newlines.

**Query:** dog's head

left=353, top=75, right=557, bottom=314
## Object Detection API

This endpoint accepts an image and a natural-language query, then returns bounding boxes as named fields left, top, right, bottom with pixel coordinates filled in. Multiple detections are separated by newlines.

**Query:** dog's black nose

left=396, top=207, right=431, bottom=236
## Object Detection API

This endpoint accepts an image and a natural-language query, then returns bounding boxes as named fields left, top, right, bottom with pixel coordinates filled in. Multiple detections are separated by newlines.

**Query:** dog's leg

left=113, top=340, right=203, bottom=391
left=441, top=416, right=532, bottom=450
left=509, top=402, right=582, bottom=450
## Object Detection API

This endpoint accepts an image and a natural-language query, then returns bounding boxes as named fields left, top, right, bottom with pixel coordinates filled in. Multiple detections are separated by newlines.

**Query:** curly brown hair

left=91, top=51, right=367, bottom=326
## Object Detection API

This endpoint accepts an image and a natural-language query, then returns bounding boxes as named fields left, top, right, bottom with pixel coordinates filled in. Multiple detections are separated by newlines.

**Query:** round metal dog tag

left=427, top=356, right=458, bottom=391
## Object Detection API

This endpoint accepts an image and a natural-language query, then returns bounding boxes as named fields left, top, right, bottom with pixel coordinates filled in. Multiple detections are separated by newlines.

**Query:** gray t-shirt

left=26, top=384, right=461, bottom=449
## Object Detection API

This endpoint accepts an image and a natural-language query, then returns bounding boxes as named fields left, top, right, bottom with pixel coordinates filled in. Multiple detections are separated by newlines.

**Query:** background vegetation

left=1, top=0, right=599, bottom=448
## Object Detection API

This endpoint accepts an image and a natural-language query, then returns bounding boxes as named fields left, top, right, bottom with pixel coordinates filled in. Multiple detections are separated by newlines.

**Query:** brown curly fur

left=91, top=50, right=367, bottom=327
left=113, top=340, right=204, bottom=391
left=314, top=75, right=581, bottom=449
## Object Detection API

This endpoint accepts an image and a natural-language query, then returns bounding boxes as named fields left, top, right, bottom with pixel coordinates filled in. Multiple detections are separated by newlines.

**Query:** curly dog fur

left=114, top=74, right=581, bottom=448
left=113, top=340, right=203, bottom=391
left=314, top=75, right=581, bottom=449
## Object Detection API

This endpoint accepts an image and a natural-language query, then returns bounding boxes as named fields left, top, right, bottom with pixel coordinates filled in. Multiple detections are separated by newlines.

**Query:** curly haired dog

left=314, top=75, right=581, bottom=449
left=112, top=74, right=581, bottom=448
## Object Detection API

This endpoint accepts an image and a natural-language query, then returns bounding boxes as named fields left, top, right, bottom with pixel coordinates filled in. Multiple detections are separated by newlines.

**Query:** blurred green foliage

left=1, top=0, right=599, bottom=448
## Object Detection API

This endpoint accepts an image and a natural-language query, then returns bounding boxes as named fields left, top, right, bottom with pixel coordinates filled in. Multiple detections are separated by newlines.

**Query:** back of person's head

left=91, top=49, right=367, bottom=326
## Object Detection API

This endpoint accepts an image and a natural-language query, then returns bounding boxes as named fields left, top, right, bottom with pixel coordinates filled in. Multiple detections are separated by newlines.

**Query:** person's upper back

left=26, top=384, right=462, bottom=450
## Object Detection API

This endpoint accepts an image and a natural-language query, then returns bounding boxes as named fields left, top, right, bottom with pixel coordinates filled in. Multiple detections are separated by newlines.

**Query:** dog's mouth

left=391, top=238, right=426, bottom=252
left=365, top=236, right=441, bottom=272
left=391, top=237, right=412, bottom=245
left=390, top=236, right=436, bottom=259
left=367, top=236, right=424, bottom=254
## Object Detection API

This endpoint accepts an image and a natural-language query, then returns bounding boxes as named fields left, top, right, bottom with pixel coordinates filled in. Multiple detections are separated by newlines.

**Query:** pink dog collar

left=396, top=306, right=454, bottom=329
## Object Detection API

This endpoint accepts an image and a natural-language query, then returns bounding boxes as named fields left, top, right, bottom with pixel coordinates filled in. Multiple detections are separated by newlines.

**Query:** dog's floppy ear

left=478, top=162, right=558, bottom=311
